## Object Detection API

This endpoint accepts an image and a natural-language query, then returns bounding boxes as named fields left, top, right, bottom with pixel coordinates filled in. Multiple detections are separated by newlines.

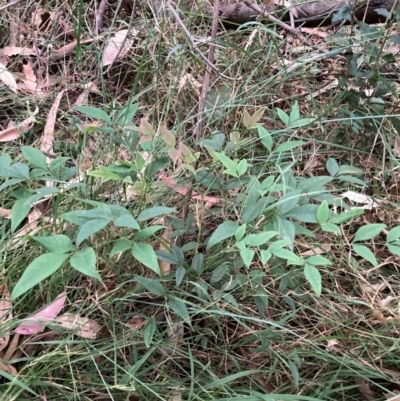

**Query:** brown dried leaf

left=0, top=62, right=17, bottom=93
left=385, top=391, right=400, bottom=400
left=243, top=109, right=264, bottom=129
left=41, top=90, right=64, bottom=156
left=55, top=313, right=101, bottom=339
left=159, top=225, right=173, bottom=276
left=2, top=46, right=34, bottom=56
left=102, top=29, right=136, bottom=67
left=162, top=126, right=176, bottom=148
left=74, top=82, right=99, bottom=106
left=168, top=149, right=181, bottom=164
left=22, top=61, right=37, bottom=93
left=138, top=117, right=155, bottom=137
left=0, top=363, right=17, bottom=375
left=0, top=283, right=12, bottom=352
left=355, top=378, right=374, bottom=401
left=0, top=107, right=38, bottom=142
left=127, top=315, right=147, bottom=331
left=0, top=208, right=11, bottom=219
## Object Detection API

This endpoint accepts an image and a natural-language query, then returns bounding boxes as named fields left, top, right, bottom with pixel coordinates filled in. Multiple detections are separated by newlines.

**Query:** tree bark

left=217, top=0, right=399, bottom=27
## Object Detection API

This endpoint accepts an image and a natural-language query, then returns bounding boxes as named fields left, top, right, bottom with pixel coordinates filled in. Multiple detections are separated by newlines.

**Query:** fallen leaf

left=0, top=107, right=39, bottom=142
left=74, top=81, right=99, bottom=106
left=326, top=339, right=341, bottom=353
left=0, top=208, right=11, bottom=219
left=0, top=62, right=17, bottom=93
left=102, top=29, right=137, bottom=67
left=0, top=283, right=12, bottom=352
left=55, top=313, right=101, bottom=339
left=385, top=391, right=400, bottom=400
left=14, top=292, right=67, bottom=335
left=159, top=225, right=173, bottom=276
left=341, top=191, right=378, bottom=210
left=21, top=61, right=37, bottom=93
left=2, top=46, right=34, bottom=56
left=127, top=315, right=147, bottom=331
left=0, top=363, right=17, bottom=375
left=41, top=90, right=64, bottom=158
left=355, top=378, right=374, bottom=401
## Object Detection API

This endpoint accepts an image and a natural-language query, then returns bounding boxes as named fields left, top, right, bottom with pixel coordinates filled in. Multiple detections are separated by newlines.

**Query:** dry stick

left=178, top=0, right=220, bottom=242
left=0, top=0, right=24, bottom=11
left=95, top=0, right=108, bottom=35
left=244, top=1, right=314, bottom=46
left=167, top=2, right=235, bottom=81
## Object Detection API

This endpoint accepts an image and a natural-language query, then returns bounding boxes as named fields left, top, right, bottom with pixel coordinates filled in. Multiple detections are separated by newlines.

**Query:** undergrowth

left=1, top=0, right=400, bottom=400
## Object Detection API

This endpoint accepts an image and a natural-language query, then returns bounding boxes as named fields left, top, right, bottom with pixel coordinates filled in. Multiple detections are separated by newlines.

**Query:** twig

left=178, top=0, right=221, bottom=244
left=0, top=0, right=24, bottom=11
left=243, top=0, right=314, bottom=46
left=95, top=0, right=108, bottom=35
left=167, top=2, right=236, bottom=81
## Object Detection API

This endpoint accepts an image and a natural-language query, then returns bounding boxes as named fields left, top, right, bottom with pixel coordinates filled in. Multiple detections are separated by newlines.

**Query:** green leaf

left=110, top=239, right=132, bottom=257
left=87, top=166, right=122, bottom=183
left=132, top=243, right=160, bottom=275
left=74, top=105, right=112, bottom=124
left=235, top=224, right=246, bottom=242
left=115, top=102, right=139, bottom=127
left=304, top=264, right=322, bottom=297
left=285, top=204, right=319, bottom=223
left=11, top=197, right=31, bottom=232
left=114, top=214, right=140, bottom=229
left=387, top=244, right=400, bottom=256
left=306, top=255, right=332, bottom=266
left=12, top=253, right=69, bottom=299
left=338, top=175, right=368, bottom=187
left=326, top=158, right=339, bottom=176
left=137, top=207, right=176, bottom=221
left=290, top=118, right=315, bottom=128
left=21, top=146, right=47, bottom=170
left=134, top=225, right=165, bottom=241
left=337, top=165, right=363, bottom=175
left=387, top=226, right=400, bottom=243
left=275, top=218, right=294, bottom=249
left=316, top=201, right=329, bottom=224
left=288, top=360, right=299, bottom=387
left=330, top=208, right=364, bottom=224
left=144, top=317, right=156, bottom=348
left=135, top=276, right=165, bottom=296
left=29, top=235, right=75, bottom=253
left=169, top=296, right=190, bottom=322
left=277, top=190, right=301, bottom=215
left=271, top=248, right=304, bottom=265
left=237, top=159, right=248, bottom=177
left=258, top=125, right=273, bottom=152
left=321, top=223, right=341, bottom=234
left=260, top=250, right=272, bottom=264
left=242, top=231, right=279, bottom=247
left=76, top=219, right=110, bottom=246
left=354, top=223, right=386, bottom=242
left=277, top=108, right=289, bottom=126
left=352, top=244, right=377, bottom=266
left=211, top=265, right=229, bottom=283
left=176, top=266, right=186, bottom=286
left=240, top=248, right=255, bottom=268
left=214, top=152, right=237, bottom=171
left=289, top=102, right=300, bottom=124
left=70, top=247, right=101, bottom=280
left=207, top=221, right=239, bottom=249
left=273, top=141, right=305, bottom=154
